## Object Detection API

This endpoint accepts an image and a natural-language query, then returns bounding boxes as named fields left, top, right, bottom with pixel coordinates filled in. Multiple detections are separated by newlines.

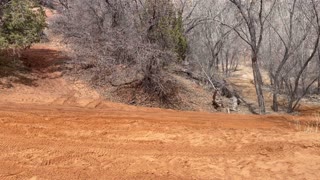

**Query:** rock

left=229, top=96, right=238, bottom=111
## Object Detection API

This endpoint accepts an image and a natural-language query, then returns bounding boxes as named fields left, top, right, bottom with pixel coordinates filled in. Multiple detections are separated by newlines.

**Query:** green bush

left=143, top=0, right=187, bottom=61
left=0, top=0, right=46, bottom=50
left=169, top=14, right=187, bottom=61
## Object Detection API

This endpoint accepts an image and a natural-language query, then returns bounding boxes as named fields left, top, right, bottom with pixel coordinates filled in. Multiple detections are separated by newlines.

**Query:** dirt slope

left=0, top=8, right=320, bottom=180
left=0, top=43, right=100, bottom=107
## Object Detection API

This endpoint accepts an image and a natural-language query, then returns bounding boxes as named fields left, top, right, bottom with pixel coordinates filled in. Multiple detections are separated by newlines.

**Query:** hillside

left=0, top=17, right=319, bottom=180
left=0, top=3, right=320, bottom=180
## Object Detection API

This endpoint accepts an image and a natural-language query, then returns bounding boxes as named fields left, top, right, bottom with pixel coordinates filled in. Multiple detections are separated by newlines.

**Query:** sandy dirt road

left=0, top=102, right=320, bottom=180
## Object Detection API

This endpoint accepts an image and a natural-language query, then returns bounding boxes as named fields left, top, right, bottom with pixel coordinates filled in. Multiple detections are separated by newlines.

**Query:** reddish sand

left=0, top=102, right=320, bottom=179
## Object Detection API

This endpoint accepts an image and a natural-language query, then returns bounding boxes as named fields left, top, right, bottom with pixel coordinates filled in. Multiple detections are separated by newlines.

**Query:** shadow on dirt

left=0, top=48, right=68, bottom=88
left=0, top=54, right=37, bottom=87
left=21, top=48, right=68, bottom=73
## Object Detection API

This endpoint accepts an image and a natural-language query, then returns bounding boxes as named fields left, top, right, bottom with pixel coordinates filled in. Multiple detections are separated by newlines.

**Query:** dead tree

left=227, top=0, right=276, bottom=114
left=283, top=0, right=320, bottom=112
left=317, top=46, right=320, bottom=94
left=266, top=0, right=310, bottom=111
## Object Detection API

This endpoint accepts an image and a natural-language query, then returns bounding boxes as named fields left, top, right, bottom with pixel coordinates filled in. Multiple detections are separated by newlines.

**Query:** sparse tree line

left=1, top=0, right=319, bottom=113
left=185, top=0, right=320, bottom=114
left=49, top=0, right=320, bottom=113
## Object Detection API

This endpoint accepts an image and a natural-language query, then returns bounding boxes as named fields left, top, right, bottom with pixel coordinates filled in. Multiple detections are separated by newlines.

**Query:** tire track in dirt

left=0, top=103, right=319, bottom=179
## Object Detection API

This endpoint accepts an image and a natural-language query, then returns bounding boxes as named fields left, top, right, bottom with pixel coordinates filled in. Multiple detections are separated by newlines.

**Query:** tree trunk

left=317, top=47, right=320, bottom=94
left=318, top=51, right=320, bottom=94
left=252, top=55, right=266, bottom=114
left=225, top=50, right=229, bottom=76
left=215, top=57, right=220, bottom=70
left=272, top=81, right=279, bottom=112
left=221, top=54, right=225, bottom=74
left=318, top=76, right=320, bottom=94
left=287, top=99, right=294, bottom=113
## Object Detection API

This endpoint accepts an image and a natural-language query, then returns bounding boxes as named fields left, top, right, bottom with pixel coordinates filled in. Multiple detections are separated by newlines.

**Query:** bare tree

left=185, top=0, right=320, bottom=113
left=264, top=0, right=320, bottom=112
left=266, top=0, right=308, bottom=111
left=226, top=0, right=276, bottom=114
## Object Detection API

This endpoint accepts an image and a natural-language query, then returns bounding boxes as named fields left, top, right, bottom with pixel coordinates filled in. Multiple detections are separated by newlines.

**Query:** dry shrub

left=139, top=59, right=180, bottom=107
left=51, top=0, right=182, bottom=108
left=112, top=47, right=181, bottom=108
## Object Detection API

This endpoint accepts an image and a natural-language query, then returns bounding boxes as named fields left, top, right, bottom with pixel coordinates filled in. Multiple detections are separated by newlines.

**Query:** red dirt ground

left=0, top=9, right=320, bottom=179
left=1, top=102, right=320, bottom=180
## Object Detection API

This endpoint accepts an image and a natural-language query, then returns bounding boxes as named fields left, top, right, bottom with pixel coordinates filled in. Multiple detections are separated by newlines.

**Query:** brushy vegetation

left=51, top=0, right=183, bottom=108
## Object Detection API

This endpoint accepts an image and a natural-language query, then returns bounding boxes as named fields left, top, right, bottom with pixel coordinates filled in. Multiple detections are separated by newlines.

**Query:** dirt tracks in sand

left=0, top=103, right=319, bottom=179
